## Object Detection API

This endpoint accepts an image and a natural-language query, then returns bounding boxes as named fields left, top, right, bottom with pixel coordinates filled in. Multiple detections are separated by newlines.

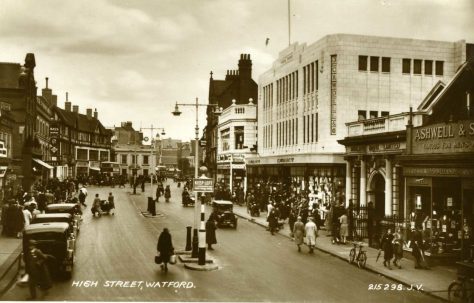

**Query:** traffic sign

left=193, top=178, right=214, bottom=192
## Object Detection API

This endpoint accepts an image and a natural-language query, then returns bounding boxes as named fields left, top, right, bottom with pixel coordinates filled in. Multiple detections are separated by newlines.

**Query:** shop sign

left=218, top=164, right=230, bottom=169
left=277, top=157, right=294, bottom=164
left=232, top=164, right=246, bottom=170
left=368, top=142, right=405, bottom=153
left=247, top=159, right=260, bottom=165
left=412, top=120, right=474, bottom=154
left=404, top=167, right=474, bottom=178
left=348, top=145, right=364, bottom=154
left=406, top=177, right=432, bottom=187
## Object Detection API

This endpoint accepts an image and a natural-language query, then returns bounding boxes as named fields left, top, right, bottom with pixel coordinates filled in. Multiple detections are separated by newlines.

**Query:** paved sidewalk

left=232, top=204, right=455, bottom=301
left=0, top=227, right=22, bottom=298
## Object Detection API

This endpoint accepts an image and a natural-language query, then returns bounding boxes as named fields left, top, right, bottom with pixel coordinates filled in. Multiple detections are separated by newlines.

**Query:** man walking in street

left=293, top=216, right=305, bottom=252
left=79, top=185, right=88, bottom=207
left=305, top=218, right=318, bottom=254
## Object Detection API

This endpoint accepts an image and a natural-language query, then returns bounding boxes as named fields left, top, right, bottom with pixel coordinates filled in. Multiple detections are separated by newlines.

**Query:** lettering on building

left=330, top=55, right=337, bottom=135
left=412, top=121, right=474, bottom=154
left=277, top=157, right=294, bottom=163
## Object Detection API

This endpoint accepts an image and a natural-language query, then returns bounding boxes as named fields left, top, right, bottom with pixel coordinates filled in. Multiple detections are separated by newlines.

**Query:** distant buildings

left=0, top=53, right=112, bottom=196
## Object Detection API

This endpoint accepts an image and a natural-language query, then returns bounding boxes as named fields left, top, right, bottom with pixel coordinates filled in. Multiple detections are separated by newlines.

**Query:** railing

left=346, top=112, right=424, bottom=137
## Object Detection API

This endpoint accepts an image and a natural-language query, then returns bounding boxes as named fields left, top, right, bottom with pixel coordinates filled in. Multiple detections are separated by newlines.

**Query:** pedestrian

left=156, top=184, right=162, bottom=202
left=293, top=216, right=305, bottom=252
left=91, top=194, right=101, bottom=216
left=392, top=227, right=404, bottom=269
left=23, top=204, right=33, bottom=229
left=157, top=228, right=174, bottom=272
left=78, top=185, right=87, bottom=207
left=380, top=228, right=394, bottom=269
left=288, top=208, right=296, bottom=237
left=305, top=218, right=318, bottom=253
left=25, top=240, right=53, bottom=300
left=165, top=185, right=171, bottom=202
left=339, top=211, right=348, bottom=244
left=205, top=218, right=217, bottom=250
left=410, top=227, right=427, bottom=269
left=267, top=207, right=279, bottom=235
left=141, top=178, right=145, bottom=192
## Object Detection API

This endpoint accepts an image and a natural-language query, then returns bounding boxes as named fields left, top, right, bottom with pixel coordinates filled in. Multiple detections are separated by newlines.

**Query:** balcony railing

left=346, top=112, right=424, bottom=137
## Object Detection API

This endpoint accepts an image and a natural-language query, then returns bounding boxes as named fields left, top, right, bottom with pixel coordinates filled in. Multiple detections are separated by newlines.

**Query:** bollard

left=198, top=204, right=206, bottom=265
left=185, top=226, right=192, bottom=251
left=147, top=197, right=156, bottom=216
left=191, top=229, right=198, bottom=258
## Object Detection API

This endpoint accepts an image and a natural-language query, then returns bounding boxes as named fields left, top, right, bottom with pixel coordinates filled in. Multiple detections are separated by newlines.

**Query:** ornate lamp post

left=172, top=98, right=221, bottom=260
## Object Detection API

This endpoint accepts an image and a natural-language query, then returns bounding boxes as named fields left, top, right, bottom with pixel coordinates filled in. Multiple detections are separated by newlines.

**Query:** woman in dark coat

left=205, top=219, right=217, bottom=250
left=157, top=228, right=174, bottom=272
left=380, top=228, right=394, bottom=269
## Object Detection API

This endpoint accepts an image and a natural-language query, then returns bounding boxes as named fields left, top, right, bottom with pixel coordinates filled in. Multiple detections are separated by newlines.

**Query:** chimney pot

left=94, top=108, right=98, bottom=119
left=45, top=77, right=49, bottom=88
left=86, top=108, right=92, bottom=119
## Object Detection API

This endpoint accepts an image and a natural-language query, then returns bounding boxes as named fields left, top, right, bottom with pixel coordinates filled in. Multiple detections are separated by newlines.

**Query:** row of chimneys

left=41, top=77, right=98, bottom=119
left=64, top=92, right=98, bottom=119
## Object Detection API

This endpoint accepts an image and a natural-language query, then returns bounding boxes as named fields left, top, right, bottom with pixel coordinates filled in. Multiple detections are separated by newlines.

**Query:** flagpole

left=288, top=0, right=291, bottom=46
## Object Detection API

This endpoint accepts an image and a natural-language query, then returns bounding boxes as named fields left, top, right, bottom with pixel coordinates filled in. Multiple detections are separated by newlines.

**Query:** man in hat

left=293, top=216, right=305, bottom=252
left=25, top=240, right=53, bottom=300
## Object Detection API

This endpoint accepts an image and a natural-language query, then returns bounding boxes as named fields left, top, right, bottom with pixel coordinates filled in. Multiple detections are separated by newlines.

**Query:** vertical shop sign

left=330, top=55, right=337, bottom=135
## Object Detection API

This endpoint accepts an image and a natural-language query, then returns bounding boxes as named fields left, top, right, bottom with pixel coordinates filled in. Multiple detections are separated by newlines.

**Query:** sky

left=0, top=0, right=473, bottom=141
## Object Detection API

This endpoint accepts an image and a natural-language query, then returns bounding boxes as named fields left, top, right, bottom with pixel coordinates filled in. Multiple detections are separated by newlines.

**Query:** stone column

left=360, top=158, right=367, bottom=207
left=345, top=160, right=352, bottom=207
left=385, top=158, right=393, bottom=216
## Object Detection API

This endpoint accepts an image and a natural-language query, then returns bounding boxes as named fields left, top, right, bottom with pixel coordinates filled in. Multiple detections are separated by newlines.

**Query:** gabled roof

left=420, top=60, right=474, bottom=114
left=417, top=80, right=446, bottom=112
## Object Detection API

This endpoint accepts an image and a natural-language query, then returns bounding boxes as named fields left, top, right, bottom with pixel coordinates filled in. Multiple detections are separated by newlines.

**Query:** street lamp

left=172, top=97, right=222, bottom=263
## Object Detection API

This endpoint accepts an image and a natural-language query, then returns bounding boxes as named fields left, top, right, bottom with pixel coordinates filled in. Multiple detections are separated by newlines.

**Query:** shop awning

left=89, top=167, right=100, bottom=171
left=33, top=158, right=53, bottom=170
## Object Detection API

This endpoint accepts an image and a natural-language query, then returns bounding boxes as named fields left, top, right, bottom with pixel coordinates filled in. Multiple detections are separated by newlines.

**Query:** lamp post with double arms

left=172, top=97, right=221, bottom=263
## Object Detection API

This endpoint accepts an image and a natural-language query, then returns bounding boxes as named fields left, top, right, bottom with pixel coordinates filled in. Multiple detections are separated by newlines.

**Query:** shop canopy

left=33, top=158, right=53, bottom=170
left=89, top=167, right=100, bottom=171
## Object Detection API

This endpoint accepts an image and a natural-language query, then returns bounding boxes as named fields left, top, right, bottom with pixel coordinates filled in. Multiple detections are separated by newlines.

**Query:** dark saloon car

left=212, top=200, right=237, bottom=229
left=32, top=213, right=78, bottom=239
left=45, top=203, right=81, bottom=231
left=23, top=222, right=75, bottom=279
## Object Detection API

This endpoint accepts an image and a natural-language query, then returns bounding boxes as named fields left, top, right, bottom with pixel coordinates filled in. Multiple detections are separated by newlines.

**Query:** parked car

left=23, top=222, right=75, bottom=279
left=32, top=213, right=78, bottom=239
left=212, top=200, right=237, bottom=229
left=45, top=203, right=81, bottom=232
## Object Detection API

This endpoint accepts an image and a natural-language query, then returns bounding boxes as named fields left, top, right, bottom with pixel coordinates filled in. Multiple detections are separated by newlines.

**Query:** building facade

left=339, top=59, right=474, bottom=260
left=205, top=54, right=258, bottom=180
left=52, top=95, right=112, bottom=179
left=216, top=98, right=257, bottom=194
left=248, top=34, right=471, bottom=207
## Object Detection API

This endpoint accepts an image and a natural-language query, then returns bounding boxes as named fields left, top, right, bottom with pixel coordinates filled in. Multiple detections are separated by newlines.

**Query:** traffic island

left=178, top=255, right=213, bottom=264
left=184, top=262, right=218, bottom=271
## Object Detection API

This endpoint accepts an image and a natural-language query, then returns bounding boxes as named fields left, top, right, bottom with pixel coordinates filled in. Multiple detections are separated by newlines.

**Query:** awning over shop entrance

left=33, top=158, right=53, bottom=170
left=89, top=167, right=100, bottom=171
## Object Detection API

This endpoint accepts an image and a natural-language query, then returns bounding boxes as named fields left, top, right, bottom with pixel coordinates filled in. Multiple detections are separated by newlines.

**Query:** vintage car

left=45, top=203, right=81, bottom=232
left=32, top=213, right=78, bottom=239
left=23, top=222, right=75, bottom=279
left=212, top=200, right=237, bottom=229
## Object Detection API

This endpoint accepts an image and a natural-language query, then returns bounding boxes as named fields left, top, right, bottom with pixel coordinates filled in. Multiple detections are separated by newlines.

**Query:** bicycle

left=448, top=275, right=474, bottom=303
left=348, top=242, right=367, bottom=268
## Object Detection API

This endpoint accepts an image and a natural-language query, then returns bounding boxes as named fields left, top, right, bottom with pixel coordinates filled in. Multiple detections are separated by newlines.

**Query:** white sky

left=0, top=0, right=473, bottom=141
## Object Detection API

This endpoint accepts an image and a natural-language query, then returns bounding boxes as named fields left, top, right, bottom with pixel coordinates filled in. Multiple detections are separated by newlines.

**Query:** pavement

left=0, top=195, right=457, bottom=301
left=231, top=204, right=457, bottom=302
